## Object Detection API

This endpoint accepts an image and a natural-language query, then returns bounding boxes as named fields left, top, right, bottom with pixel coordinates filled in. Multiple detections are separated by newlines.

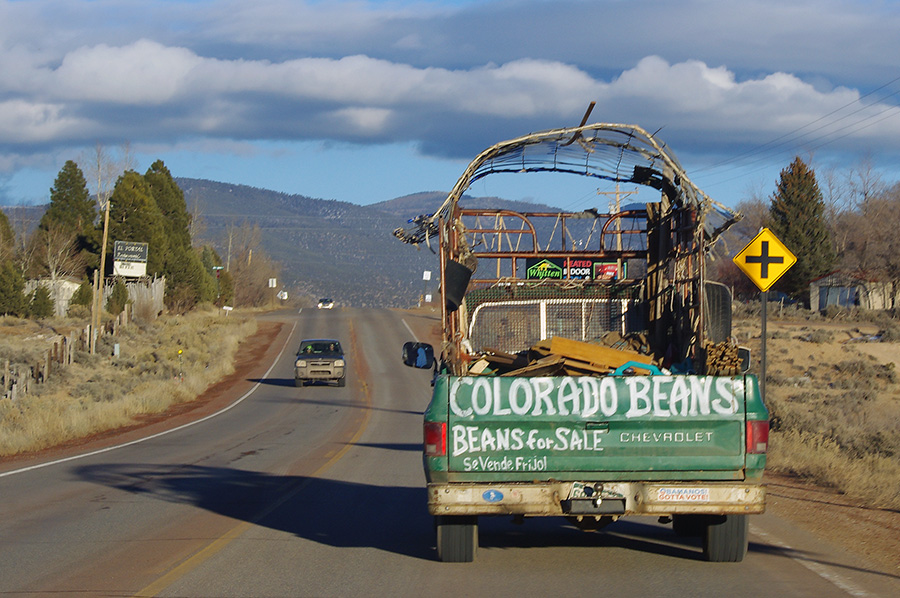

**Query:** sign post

left=422, top=270, right=432, bottom=307
left=733, top=228, right=797, bottom=402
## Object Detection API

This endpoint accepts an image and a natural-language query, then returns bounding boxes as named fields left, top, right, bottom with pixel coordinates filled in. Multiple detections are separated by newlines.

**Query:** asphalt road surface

left=1, top=308, right=898, bottom=597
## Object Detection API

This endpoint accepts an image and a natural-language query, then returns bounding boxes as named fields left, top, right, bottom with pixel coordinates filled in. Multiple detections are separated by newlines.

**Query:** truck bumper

left=427, top=481, right=765, bottom=517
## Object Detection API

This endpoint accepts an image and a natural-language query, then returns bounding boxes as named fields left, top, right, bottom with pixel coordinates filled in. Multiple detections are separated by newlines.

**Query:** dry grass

left=736, top=312, right=900, bottom=509
left=0, top=309, right=256, bottom=456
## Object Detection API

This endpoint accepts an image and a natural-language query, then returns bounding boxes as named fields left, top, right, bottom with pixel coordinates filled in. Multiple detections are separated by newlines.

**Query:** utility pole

left=91, top=198, right=110, bottom=353
left=88, top=143, right=115, bottom=354
left=597, top=184, right=638, bottom=278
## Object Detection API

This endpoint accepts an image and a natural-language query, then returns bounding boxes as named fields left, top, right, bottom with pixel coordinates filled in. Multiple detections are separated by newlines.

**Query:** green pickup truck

left=398, top=121, right=768, bottom=563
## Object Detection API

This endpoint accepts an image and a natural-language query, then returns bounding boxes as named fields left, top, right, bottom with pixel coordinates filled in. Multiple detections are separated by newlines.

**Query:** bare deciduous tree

left=226, top=222, right=280, bottom=308
left=31, top=222, right=85, bottom=282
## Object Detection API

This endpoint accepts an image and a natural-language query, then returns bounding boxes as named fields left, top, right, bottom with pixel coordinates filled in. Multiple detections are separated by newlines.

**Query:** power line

left=696, top=73, right=900, bottom=174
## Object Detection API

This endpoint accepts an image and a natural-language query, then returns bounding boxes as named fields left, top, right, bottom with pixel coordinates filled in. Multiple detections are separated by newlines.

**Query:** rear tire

left=702, top=514, right=748, bottom=562
left=435, top=515, right=477, bottom=562
left=672, top=514, right=705, bottom=537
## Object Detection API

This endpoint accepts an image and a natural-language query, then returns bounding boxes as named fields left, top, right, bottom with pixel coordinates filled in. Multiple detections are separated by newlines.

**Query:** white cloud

left=53, top=39, right=203, bottom=104
left=3, top=36, right=897, bottom=155
left=327, top=107, right=395, bottom=135
left=0, top=100, right=86, bottom=143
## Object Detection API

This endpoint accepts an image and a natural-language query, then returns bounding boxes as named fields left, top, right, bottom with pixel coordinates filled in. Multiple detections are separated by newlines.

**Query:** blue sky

left=1, top=0, right=899, bottom=212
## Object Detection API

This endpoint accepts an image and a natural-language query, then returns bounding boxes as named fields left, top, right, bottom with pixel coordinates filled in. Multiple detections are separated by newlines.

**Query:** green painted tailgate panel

left=436, top=374, right=751, bottom=475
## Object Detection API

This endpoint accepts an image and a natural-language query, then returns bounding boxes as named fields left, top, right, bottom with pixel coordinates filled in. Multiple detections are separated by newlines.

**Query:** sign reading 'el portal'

left=732, top=228, right=796, bottom=292
left=113, top=241, right=149, bottom=277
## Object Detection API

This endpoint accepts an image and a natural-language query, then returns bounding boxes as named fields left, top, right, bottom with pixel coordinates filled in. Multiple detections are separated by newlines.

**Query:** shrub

left=29, top=285, right=54, bottom=319
left=69, top=279, right=93, bottom=307
left=106, top=279, right=130, bottom=315
left=0, top=261, right=26, bottom=316
left=879, top=324, right=900, bottom=342
left=802, top=329, right=834, bottom=343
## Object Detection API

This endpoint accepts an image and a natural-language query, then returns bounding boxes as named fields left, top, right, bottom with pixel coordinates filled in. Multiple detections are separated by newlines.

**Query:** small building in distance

left=809, top=271, right=898, bottom=311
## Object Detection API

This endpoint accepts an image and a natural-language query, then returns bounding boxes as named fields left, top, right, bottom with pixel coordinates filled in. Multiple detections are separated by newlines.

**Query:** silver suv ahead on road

left=294, top=339, right=345, bottom=387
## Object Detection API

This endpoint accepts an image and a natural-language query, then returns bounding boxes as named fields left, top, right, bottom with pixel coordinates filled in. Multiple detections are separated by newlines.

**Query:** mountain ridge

left=177, top=178, right=560, bottom=307
left=2, top=179, right=561, bottom=308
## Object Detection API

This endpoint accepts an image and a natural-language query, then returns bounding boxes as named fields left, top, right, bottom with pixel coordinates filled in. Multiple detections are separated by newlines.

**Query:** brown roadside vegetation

left=0, top=308, right=257, bottom=457
left=734, top=305, right=900, bottom=574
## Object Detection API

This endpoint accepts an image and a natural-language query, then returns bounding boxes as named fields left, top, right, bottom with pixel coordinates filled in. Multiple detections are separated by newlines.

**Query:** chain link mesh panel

left=465, top=284, right=644, bottom=354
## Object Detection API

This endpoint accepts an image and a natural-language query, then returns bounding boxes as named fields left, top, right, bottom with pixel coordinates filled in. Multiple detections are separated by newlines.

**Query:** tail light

left=747, top=420, right=769, bottom=454
left=424, top=422, right=447, bottom=457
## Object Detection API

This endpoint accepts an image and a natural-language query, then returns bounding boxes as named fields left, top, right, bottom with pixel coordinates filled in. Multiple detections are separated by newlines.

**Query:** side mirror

left=402, top=341, right=435, bottom=369
left=738, top=346, right=752, bottom=374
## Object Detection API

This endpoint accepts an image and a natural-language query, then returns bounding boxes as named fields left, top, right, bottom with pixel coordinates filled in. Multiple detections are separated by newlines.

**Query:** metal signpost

left=733, top=228, right=797, bottom=402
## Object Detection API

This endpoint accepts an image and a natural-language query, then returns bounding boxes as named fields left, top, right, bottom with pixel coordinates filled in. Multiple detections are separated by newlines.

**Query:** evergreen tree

left=0, top=209, right=14, bottom=264
left=41, top=160, right=98, bottom=260
left=69, top=279, right=93, bottom=308
left=144, top=161, right=215, bottom=310
left=106, top=278, right=130, bottom=315
left=0, top=261, right=26, bottom=316
left=29, top=285, right=54, bottom=319
left=144, top=160, right=192, bottom=252
left=107, top=171, right=168, bottom=275
left=768, top=157, right=837, bottom=305
left=200, top=246, right=232, bottom=306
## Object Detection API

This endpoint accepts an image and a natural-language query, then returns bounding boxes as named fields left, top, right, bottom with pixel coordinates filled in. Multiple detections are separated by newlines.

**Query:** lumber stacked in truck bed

left=703, top=341, right=742, bottom=376
left=470, top=335, right=655, bottom=377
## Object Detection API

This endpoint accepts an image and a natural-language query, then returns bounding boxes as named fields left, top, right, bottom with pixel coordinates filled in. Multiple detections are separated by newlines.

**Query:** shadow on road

left=74, top=463, right=727, bottom=563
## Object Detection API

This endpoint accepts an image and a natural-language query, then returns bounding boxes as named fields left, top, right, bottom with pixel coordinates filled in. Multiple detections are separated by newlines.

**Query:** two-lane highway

left=1, top=308, right=898, bottom=597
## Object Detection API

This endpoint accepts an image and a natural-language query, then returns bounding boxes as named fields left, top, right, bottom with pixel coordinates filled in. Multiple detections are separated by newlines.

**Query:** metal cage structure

left=395, top=122, right=741, bottom=375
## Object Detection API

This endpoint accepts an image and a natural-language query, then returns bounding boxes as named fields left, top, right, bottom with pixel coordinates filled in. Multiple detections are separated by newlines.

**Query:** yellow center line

left=134, top=321, right=371, bottom=597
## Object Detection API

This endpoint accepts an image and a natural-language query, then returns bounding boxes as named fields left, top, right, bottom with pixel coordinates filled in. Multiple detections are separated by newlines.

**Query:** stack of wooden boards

left=468, top=335, right=655, bottom=377
left=702, top=340, right=742, bottom=376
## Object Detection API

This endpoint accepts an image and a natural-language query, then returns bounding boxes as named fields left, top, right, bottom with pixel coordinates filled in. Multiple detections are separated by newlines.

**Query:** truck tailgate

left=438, top=374, right=752, bottom=480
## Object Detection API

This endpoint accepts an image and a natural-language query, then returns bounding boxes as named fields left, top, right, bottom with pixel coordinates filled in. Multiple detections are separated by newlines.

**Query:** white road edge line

left=0, top=320, right=298, bottom=480
left=402, top=318, right=419, bottom=342
left=750, top=524, right=873, bottom=598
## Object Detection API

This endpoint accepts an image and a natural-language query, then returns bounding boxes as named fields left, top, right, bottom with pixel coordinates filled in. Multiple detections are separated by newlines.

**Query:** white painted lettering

left=466, top=426, right=482, bottom=453
left=712, top=378, right=738, bottom=414
left=495, top=427, right=510, bottom=451
left=652, top=377, right=671, bottom=417
left=452, top=425, right=468, bottom=456
left=599, top=376, right=618, bottom=417
left=579, top=377, right=600, bottom=417
left=555, top=427, right=570, bottom=450
left=472, top=378, right=492, bottom=415
left=669, top=377, right=690, bottom=416
left=531, top=377, right=557, bottom=416
left=509, top=378, right=533, bottom=415
left=557, top=378, right=579, bottom=416
left=689, top=377, right=712, bottom=415
left=450, top=378, right=473, bottom=417
left=625, top=377, right=652, bottom=418
left=493, top=377, right=511, bottom=415
left=480, top=427, right=496, bottom=451
left=511, top=428, right=525, bottom=450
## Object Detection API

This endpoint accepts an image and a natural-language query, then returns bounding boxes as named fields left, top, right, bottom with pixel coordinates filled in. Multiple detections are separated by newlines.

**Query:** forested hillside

left=178, top=179, right=559, bottom=307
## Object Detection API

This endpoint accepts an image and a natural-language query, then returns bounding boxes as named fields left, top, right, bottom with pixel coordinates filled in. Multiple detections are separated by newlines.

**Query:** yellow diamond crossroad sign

left=733, top=228, right=797, bottom=292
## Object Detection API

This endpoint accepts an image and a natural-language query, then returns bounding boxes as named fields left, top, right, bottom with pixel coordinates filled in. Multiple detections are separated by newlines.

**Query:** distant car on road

left=317, top=298, right=335, bottom=309
left=295, top=339, right=345, bottom=387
